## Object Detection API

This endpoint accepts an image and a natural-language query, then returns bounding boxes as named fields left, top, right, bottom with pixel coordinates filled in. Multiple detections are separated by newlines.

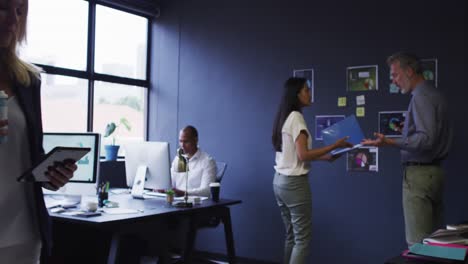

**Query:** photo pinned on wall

left=293, top=68, right=314, bottom=102
left=378, top=111, right=406, bottom=137
left=346, top=146, right=378, bottom=172
left=421, top=58, right=438, bottom=88
left=389, top=68, right=401, bottom=93
left=346, top=65, right=378, bottom=91
left=315, top=115, right=345, bottom=140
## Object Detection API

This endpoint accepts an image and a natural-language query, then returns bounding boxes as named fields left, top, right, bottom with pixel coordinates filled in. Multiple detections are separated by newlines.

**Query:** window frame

left=32, top=0, right=152, bottom=157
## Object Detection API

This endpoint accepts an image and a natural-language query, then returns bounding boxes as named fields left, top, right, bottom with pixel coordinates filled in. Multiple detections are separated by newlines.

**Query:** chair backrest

left=215, top=161, right=227, bottom=183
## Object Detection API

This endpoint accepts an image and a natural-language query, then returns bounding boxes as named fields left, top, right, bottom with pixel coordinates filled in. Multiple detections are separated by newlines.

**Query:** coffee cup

left=209, top=182, right=220, bottom=202
left=85, top=201, right=98, bottom=212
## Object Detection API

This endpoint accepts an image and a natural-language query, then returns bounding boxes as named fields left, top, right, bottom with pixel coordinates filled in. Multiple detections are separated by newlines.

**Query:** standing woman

left=0, top=0, right=77, bottom=263
left=272, top=77, right=351, bottom=264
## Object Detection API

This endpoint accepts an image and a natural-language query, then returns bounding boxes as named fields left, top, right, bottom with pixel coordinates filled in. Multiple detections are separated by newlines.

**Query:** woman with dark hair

left=272, top=77, right=352, bottom=264
left=0, top=0, right=77, bottom=262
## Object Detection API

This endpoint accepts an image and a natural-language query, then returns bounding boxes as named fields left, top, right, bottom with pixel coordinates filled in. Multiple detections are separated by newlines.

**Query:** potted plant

left=165, top=189, right=175, bottom=205
left=103, top=117, right=131, bottom=161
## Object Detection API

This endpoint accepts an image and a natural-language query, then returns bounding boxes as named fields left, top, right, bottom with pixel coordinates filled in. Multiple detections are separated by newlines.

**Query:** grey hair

left=386, top=52, right=422, bottom=75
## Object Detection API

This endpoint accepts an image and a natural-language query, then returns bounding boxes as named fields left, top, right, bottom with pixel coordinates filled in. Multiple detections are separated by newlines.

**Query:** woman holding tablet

left=0, top=0, right=77, bottom=262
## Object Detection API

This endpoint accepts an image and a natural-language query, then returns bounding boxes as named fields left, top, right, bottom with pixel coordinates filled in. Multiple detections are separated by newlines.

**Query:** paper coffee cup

left=209, top=182, right=221, bottom=202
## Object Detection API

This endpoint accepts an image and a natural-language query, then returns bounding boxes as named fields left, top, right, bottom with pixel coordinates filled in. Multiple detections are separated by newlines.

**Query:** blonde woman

left=0, top=0, right=77, bottom=262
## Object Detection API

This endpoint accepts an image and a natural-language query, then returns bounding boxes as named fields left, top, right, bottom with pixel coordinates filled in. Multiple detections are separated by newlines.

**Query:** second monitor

left=124, top=141, right=172, bottom=198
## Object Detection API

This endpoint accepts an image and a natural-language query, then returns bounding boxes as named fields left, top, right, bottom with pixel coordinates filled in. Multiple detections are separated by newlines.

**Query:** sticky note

left=338, top=97, right=347, bottom=107
left=356, top=107, right=365, bottom=117
left=356, top=95, right=365, bottom=106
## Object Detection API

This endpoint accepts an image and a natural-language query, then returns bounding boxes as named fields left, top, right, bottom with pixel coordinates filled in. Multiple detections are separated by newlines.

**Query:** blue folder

left=321, top=115, right=364, bottom=155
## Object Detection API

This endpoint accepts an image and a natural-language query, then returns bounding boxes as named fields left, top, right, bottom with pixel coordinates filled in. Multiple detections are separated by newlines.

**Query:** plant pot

left=166, top=194, right=174, bottom=205
left=104, top=145, right=120, bottom=161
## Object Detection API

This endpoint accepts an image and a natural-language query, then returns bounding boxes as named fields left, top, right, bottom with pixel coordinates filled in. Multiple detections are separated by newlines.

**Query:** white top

left=170, top=148, right=217, bottom=197
left=274, top=111, right=312, bottom=176
left=0, top=97, right=40, bottom=248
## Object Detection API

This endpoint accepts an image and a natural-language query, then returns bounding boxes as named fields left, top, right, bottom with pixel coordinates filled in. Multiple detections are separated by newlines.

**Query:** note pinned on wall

left=338, top=97, right=347, bottom=107
left=356, top=107, right=365, bottom=117
left=356, top=95, right=365, bottom=106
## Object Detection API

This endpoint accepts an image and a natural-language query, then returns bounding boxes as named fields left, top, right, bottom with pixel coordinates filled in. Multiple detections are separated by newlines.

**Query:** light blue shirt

left=394, top=81, right=452, bottom=163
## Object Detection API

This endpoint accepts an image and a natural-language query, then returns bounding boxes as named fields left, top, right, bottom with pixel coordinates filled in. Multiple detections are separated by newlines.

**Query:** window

left=95, top=5, right=148, bottom=79
left=20, top=0, right=151, bottom=157
left=22, top=0, right=89, bottom=70
left=40, top=74, right=88, bottom=132
left=93, top=81, right=147, bottom=155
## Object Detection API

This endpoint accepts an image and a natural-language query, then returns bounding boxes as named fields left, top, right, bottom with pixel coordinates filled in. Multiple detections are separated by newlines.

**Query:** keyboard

left=143, top=191, right=209, bottom=201
left=144, top=191, right=166, bottom=197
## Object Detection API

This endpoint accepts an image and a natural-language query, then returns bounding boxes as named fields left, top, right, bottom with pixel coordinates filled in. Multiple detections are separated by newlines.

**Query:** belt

left=403, top=160, right=442, bottom=166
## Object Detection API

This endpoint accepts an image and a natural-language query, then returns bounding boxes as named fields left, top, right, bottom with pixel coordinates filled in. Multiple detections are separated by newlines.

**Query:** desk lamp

left=175, top=149, right=193, bottom=208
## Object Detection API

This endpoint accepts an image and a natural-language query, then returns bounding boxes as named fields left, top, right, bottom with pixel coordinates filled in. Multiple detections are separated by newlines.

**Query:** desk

left=46, top=194, right=241, bottom=264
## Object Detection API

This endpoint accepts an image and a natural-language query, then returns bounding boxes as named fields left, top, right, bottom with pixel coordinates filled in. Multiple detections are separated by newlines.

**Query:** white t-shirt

left=274, top=111, right=312, bottom=176
left=0, top=97, right=40, bottom=248
left=170, top=148, right=217, bottom=197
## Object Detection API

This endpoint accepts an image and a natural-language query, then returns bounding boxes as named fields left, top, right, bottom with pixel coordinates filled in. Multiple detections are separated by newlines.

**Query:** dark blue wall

left=149, top=0, right=467, bottom=262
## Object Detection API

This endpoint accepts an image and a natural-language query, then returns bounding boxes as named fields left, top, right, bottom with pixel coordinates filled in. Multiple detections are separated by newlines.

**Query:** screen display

left=43, top=133, right=98, bottom=183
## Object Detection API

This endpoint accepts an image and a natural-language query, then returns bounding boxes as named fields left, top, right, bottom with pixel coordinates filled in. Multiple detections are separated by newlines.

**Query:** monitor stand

left=131, top=165, right=147, bottom=199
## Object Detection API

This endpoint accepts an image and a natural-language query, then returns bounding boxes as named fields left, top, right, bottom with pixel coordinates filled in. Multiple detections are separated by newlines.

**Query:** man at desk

left=170, top=125, right=217, bottom=197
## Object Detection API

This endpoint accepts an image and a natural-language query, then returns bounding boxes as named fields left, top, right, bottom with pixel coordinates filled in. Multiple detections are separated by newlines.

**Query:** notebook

left=321, top=115, right=365, bottom=155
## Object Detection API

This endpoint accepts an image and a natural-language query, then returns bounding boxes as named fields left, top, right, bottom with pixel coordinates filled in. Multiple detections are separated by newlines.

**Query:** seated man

left=170, top=125, right=217, bottom=197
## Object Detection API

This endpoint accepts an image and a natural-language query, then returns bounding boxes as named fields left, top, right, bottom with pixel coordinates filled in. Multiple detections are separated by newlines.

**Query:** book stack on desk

left=401, top=227, right=468, bottom=263
left=423, top=228, right=468, bottom=245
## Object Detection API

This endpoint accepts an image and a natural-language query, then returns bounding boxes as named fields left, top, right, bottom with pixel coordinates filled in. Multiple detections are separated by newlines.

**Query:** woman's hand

left=45, top=159, right=78, bottom=190
left=333, top=136, right=353, bottom=149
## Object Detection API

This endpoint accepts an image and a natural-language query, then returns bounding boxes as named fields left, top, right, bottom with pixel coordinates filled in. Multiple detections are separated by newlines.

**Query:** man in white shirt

left=170, top=125, right=217, bottom=197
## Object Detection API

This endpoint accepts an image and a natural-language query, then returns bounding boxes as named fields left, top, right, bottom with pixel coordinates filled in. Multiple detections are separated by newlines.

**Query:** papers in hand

left=331, top=143, right=363, bottom=156
left=322, top=115, right=365, bottom=156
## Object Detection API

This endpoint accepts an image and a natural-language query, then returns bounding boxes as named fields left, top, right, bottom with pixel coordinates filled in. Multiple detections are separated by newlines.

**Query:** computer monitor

left=42, top=132, right=100, bottom=196
left=124, top=141, right=171, bottom=191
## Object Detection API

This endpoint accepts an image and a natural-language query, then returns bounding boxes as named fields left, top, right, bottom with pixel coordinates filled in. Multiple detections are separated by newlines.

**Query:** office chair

left=183, top=161, right=229, bottom=263
left=215, top=161, right=227, bottom=183
left=173, top=162, right=229, bottom=263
